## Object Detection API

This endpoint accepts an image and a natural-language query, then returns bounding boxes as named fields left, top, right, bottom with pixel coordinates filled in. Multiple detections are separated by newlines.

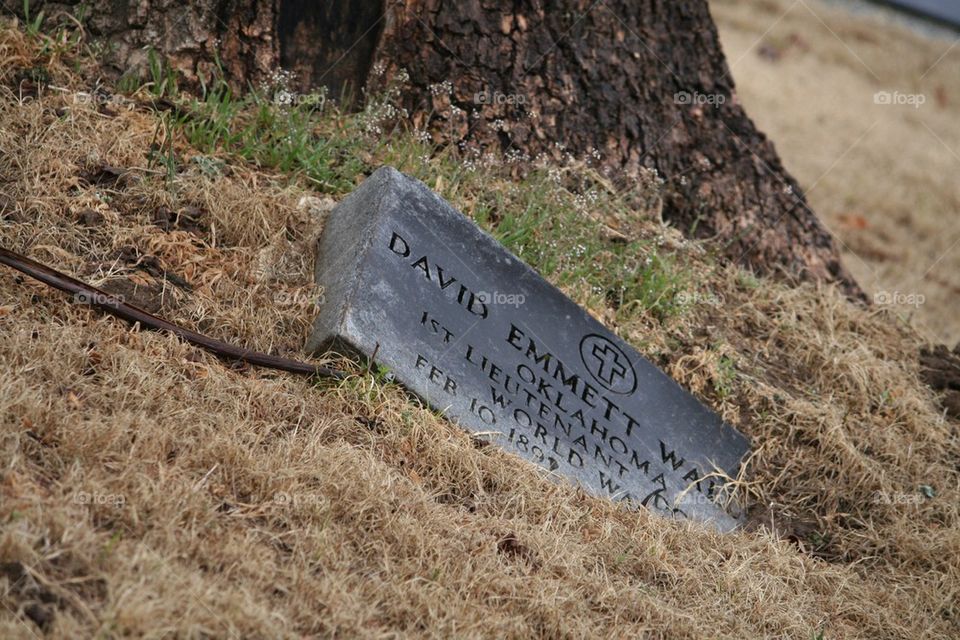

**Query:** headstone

left=307, top=167, right=750, bottom=530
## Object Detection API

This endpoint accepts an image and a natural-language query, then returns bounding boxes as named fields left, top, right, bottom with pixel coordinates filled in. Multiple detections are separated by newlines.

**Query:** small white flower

left=429, top=80, right=453, bottom=96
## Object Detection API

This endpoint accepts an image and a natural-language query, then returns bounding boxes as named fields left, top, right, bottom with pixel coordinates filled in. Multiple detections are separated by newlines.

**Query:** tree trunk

left=12, top=0, right=863, bottom=297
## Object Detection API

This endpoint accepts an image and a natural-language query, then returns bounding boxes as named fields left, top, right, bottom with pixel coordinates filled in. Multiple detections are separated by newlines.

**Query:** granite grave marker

left=307, top=167, right=750, bottom=529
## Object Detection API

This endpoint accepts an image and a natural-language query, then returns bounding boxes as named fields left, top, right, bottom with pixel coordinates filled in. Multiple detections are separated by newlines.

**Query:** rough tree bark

left=9, top=0, right=862, bottom=297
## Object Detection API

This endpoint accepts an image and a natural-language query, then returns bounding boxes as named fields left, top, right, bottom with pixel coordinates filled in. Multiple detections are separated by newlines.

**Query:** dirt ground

left=712, top=0, right=960, bottom=345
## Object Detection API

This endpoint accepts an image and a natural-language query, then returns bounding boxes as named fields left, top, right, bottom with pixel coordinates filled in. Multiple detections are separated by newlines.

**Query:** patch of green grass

left=116, top=71, right=140, bottom=94
left=22, top=0, right=45, bottom=38
left=737, top=270, right=761, bottom=290
left=714, top=354, right=737, bottom=399
left=146, top=112, right=179, bottom=187
left=467, top=168, right=686, bottom=321
left=135, top=64, right=368, bottom=193
left=18, top=0, right=88, bottom=59
left=146, top=47, right=178, bottom=98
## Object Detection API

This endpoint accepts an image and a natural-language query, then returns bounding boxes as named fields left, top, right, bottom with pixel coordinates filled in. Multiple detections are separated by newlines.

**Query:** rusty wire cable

left=0, top=246, right=345, bottom=379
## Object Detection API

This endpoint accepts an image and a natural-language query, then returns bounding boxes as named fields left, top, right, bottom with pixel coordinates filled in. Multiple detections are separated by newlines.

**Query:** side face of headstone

left=307, top=167, right=750, bottom=529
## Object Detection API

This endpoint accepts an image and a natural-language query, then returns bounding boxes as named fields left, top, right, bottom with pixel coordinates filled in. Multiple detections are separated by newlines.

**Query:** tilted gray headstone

left=307, top=166, right=750, bottom=530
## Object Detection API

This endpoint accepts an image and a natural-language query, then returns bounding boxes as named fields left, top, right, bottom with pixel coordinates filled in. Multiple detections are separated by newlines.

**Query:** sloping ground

left=1, top=20, right=958, bottom=640
left=712, top=0, right=960, bottom=346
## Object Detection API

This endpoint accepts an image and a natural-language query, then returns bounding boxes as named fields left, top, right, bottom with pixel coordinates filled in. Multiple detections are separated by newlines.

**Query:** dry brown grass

left=712, top=0, right=960, bottom=346
left=1, top=17, right=959, bottom=640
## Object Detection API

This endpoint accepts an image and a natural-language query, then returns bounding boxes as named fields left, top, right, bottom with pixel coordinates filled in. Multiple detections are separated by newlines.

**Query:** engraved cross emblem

left=580, top=334, right=637, bottom=394
left=590, top=342, right=628, bottom=386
